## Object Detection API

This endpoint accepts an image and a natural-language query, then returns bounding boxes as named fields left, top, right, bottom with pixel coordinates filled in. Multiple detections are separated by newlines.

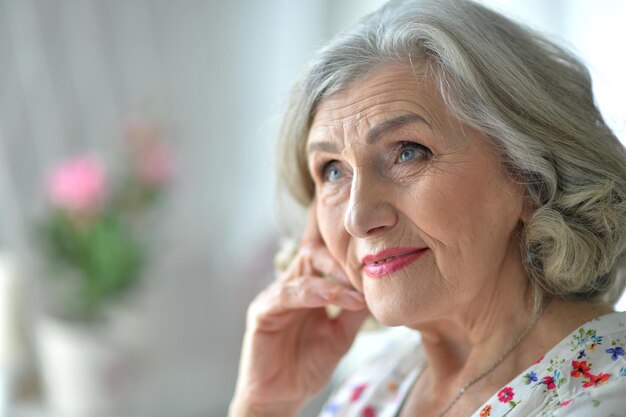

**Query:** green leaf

left=37, top=207, right=146, bottom=320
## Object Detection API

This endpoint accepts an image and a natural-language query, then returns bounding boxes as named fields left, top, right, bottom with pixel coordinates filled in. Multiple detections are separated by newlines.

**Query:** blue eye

left=397, top=142, right=431, bottom=163
left=399, top=148, right=417, bottom=162
left=322, top=162, right=343, bottom=182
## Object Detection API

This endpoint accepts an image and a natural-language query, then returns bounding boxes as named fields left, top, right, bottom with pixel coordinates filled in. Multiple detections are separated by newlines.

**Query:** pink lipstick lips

left=361, top=247, right=428, bottom=278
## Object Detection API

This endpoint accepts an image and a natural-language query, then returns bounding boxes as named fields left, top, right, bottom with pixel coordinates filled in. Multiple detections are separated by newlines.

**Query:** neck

left=415, top=291, right=614, bottom=394
left=414, top=252, right=535, bottom=386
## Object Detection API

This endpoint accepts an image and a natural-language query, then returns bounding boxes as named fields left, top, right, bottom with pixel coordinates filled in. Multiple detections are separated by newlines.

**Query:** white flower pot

left=35, top=315, right=136, bottom=417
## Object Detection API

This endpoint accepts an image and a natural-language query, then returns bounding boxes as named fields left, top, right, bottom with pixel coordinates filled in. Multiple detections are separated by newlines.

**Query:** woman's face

left=306, top=63, right=528, bottom=326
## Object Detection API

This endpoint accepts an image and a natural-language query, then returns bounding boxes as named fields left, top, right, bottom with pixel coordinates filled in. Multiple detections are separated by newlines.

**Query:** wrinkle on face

left=307, top=61, right=527, bottom=328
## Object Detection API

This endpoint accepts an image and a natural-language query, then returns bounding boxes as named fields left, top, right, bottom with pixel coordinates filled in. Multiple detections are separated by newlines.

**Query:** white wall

left=0, top=1, right=624, bottom=416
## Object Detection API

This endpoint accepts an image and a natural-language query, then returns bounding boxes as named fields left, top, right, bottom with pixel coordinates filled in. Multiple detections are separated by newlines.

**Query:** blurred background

left=0, top=1, right=624, bottom=416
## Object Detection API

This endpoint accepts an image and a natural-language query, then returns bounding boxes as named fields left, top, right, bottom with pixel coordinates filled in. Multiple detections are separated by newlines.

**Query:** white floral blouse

left=319, top=311, right=626, bottom=417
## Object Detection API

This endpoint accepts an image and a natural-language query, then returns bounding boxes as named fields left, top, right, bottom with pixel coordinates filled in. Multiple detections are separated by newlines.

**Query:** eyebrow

left=307, top=113, right=428, bottom=155
left=367, top=113, right=428, bottom=144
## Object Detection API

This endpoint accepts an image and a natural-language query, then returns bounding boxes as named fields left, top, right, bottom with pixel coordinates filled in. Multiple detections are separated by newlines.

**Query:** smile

left=361, top=247, right=428, bottom=278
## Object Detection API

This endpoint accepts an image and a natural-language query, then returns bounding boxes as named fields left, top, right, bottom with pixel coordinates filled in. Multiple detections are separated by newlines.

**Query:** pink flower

left=541, top=376, right=556, bottom=390
left=46, top=156, right=106, bottom=213
left=135, top=142, right=173, bottom=187
left=362, top=405, right=376, bottom=417
left=497, top=386, right=515, bottom=402
left=350, top=383, right=367, bottom=402
left=125, top=117, right=173, bottom=187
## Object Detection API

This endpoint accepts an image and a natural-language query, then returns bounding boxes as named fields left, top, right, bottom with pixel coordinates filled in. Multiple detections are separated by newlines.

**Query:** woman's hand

left=229, top=203, right=369, bottom=417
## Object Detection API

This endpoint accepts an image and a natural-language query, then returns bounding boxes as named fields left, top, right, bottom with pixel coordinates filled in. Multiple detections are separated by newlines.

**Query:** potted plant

left=34, top=122, right=172, bottom=416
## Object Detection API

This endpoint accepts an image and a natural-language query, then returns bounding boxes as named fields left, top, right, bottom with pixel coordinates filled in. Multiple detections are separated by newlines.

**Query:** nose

left=344, top=172, right=398, bottom=238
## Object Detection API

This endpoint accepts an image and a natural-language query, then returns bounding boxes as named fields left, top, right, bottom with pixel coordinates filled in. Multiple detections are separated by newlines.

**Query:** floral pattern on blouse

left=319, top=311, right=626, bottom=417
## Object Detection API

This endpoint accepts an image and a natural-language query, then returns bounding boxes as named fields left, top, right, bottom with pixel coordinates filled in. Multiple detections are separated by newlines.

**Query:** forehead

left=308, top=62, right=453, bottom=143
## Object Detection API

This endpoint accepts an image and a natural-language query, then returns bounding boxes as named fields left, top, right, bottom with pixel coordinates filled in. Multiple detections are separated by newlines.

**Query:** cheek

left=413, top=169, right=524, bottom=274
left=317, top=203, right=347, bottom=259
left=317, top=201, right=363, bottom=287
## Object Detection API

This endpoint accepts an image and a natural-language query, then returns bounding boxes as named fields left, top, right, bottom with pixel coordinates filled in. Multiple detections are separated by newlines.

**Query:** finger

left=276, top=277, right=364, bottom=312
left=309, top=246, right=350, bottom=285
left=334, top=308, right=371, bottom=342
left=304, top=198, right=350, bottom=284
left=273, top=199, right=323, bottom=281
left=277, top=244, right=348, bottom=285
left=254, top=276, right=365, bottom=318
left=276, top=252, right=309, bottom=282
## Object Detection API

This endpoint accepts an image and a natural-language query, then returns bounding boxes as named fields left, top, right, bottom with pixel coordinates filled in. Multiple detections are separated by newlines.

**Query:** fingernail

left=337, top=273, right=350, bottom=285
left=318, top=289, right=332, bottom=300
left=348, top=291, right=364, bottom=303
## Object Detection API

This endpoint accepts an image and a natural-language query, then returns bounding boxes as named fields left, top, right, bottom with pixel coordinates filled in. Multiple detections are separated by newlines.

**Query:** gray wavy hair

left=277, top=0, right=626, bottom=305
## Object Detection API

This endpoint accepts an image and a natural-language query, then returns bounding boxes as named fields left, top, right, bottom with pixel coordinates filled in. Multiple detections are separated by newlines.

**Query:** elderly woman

left=230, top=0, right=626, bottom=416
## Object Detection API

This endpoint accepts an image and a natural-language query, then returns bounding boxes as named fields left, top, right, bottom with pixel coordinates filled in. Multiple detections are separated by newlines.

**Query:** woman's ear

left=519, top=191, right=538, bottom=225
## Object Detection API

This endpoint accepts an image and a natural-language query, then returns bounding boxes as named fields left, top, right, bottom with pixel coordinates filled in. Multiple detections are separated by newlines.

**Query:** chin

left=366, top=299, right=415, bottom=327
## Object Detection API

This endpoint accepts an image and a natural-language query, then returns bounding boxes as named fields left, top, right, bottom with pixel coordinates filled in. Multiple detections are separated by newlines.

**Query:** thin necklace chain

left=433, top=302, right=547, bottom=417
